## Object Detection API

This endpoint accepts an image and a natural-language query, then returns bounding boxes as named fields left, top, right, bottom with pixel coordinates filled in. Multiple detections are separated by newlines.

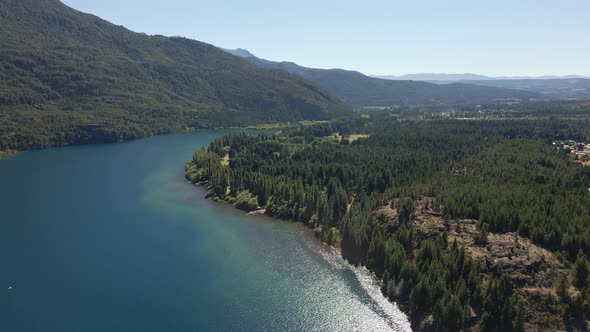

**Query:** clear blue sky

left=61, top=0, right=589, bottom=77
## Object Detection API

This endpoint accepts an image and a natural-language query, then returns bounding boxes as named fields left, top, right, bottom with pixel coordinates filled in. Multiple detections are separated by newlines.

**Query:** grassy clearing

left=348, top=134, right=370, bottom=142
left=329, top=133, right=370, bottom=143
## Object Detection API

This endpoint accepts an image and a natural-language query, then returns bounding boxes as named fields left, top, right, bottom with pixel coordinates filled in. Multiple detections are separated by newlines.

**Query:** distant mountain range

left=454, top=79, right=590, bottom=100
left=371, top=74, right=590, bottom=100
left=221, top=49, right=543, bottom=107
left=373, top=73, right=590, bottom=81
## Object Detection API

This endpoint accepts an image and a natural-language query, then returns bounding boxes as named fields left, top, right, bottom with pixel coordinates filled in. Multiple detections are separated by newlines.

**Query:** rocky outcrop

left=377, top=196, right=573, bottom=331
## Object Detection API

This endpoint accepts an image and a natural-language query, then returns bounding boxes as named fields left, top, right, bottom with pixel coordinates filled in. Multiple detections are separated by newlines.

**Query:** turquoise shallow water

left=0, top=131, right=411, bottom=331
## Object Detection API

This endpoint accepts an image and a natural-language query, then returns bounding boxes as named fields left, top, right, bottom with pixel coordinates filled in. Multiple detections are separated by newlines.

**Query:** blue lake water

left=0, top=131, right=411, bottom=331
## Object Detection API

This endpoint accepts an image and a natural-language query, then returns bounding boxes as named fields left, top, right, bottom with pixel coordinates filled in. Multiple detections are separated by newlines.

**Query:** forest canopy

left=186, top=118, right=590, bottom=331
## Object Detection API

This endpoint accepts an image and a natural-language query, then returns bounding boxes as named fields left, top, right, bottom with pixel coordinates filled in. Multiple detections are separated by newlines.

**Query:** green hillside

left=0, top=0, right=348, bottom=150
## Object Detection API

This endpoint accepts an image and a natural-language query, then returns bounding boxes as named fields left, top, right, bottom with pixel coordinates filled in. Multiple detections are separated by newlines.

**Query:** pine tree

left=573, top=250, right=589, bottom=290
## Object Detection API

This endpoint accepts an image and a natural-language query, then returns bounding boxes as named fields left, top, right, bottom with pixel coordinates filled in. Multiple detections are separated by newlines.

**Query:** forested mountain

left=222, top=49, right=543, bottom=107
left=0, top=0, right=348, bottom=150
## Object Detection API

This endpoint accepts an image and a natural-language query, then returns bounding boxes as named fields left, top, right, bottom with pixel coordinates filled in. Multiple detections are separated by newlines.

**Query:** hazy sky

left=61, top=0, right=589, bottom=77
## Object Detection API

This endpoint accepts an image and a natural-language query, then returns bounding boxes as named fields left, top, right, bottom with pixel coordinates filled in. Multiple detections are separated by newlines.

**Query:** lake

left=0, top=131, right=411, bottom=331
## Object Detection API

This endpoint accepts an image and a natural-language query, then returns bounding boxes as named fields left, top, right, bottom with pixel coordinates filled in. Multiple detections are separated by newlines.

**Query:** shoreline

left=185, top=181, right=419, bottom=327
left=191, top=181, right=345, bottom=255
left=187, top=181, right=413, bottom=330
left=0, top=125, right=284, bottom=155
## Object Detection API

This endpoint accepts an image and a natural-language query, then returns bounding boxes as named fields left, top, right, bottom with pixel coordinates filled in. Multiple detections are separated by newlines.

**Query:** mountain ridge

left=221, top=49, right=544, bottom=107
